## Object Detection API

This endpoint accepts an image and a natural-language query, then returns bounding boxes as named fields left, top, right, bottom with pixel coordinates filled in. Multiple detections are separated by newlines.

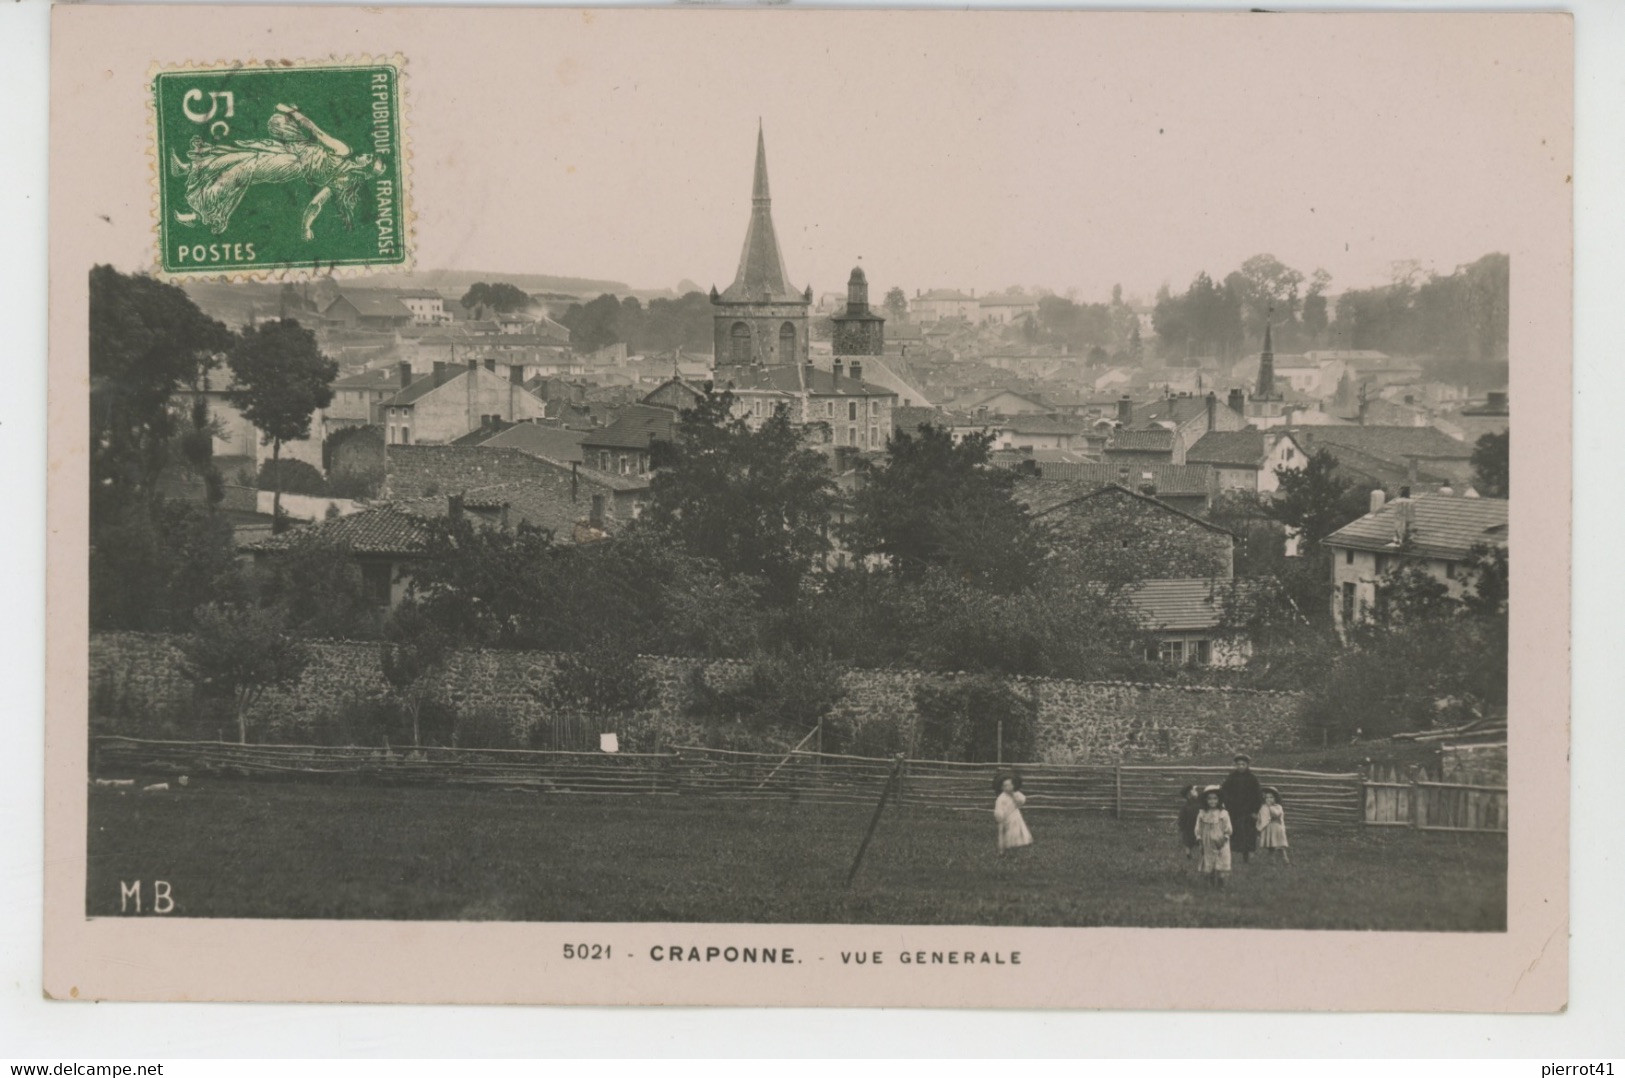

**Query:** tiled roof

left=327, top=292, right=413, bottom=319
left=1031, top=483, right=1234, bottom=537
left=581, top=404, right=679, bottom=451
left=333, top=367, right=409, bottom=391
left=479, top=423, right=587, bottom=463
left=394, top=481, right=619, bottom=541
left=1105, top=428, right=1178, bottom=452
left=1001, top=414, right=1095, bottom=436
left=379, top=365, right=466, bottom=407
left=892, top=405, right=952, bottom=432
left=1186, top=430, right=1267, bottom=468
left=1134, top=396, right=1213, bottom=425
left=1116, top=578, right=1233, bottom=632
left=1035, top=462, right=1212, bottom=496
left=1296, top=424, right=1472, bottom=464
left=718, top=365, right=896, bottom=399
left=915, top=289, right=975, bottom=302
left=1324, top=493, right=1508, bottom=561
left=392, top=288, right=445, bottom=300
left=245, top=507, right=433, bottom=556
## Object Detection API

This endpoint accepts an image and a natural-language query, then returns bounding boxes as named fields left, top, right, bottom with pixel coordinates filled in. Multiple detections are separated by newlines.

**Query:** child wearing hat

left=1256, top=787, right=1291, bottom=864
left=1194, top=785, right=1233, bottom=887
left=1177, top=784, right=1202, bottom=865
left=993, top=772, right=1033, bottom=854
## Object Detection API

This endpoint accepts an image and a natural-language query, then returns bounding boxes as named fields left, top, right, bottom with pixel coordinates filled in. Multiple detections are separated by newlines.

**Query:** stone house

left=1185, top=429, right=1309, bottom=495
left=378, top=359, right=549, bottom=446
left=323, top=291, right=414, bottom=332
left=328, top=363, right=414, bottom=427
left=1034, top=483, right=1236, bottom=583
left=1324, top=491, right=1508, bottom=631
left=1020, top=463, right=1219, bottom=516
left=1102, top=426, right=1187, bottom=466
left=579, top=404, right=679, bottom=477
left=718, top=360, right=896, bottom=452
left=1118, top=578, right=1253, bottom=668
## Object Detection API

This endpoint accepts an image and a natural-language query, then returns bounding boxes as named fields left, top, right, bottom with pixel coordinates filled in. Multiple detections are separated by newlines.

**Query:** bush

left=913, top=674, right=1037, bottom=763
left=256, top=458, right=328, bottom=496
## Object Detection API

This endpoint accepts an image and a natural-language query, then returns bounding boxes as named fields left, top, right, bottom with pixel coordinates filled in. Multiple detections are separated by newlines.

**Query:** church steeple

left=710, top=124, right=811, bottom=371
left=1255, top=315, right=1278, bottom=400
left=718, top=123, right=803, bottom=304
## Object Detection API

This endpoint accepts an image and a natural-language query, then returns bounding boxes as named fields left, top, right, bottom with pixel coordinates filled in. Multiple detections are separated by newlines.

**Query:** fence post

left=1114, top=765, right=1123, bottom=819
left=1410, top=780, right=1422, bottom=830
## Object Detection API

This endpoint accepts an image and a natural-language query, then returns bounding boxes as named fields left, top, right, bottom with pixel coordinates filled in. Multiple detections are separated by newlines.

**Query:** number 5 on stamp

left=152, top=59, right=410, bottom=276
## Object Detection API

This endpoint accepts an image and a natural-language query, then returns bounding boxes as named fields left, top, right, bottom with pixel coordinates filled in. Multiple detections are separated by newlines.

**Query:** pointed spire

left=1262, top=318, right=1274, bottom=356
left=753, top=119, right=771, bottom=204
left=716, top=124, right=804, bottom=305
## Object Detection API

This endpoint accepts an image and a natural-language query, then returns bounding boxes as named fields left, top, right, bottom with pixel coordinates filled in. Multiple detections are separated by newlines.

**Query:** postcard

left=45, top=6, right=1570, bottom=1010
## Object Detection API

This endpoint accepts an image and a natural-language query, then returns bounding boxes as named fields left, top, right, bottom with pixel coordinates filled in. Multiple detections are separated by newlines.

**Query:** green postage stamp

left=152, top=59, right=409, bottom=276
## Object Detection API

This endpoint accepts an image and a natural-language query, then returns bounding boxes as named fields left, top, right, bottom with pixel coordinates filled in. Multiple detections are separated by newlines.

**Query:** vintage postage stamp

left=152, top=59, right=409, bottom=277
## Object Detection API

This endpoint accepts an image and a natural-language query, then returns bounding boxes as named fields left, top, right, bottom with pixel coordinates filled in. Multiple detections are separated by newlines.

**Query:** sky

left=76, top=10, right=1569, bottom=305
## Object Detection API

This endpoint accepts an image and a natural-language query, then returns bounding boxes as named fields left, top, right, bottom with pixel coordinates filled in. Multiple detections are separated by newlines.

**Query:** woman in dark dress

left=1219, top=753, right=1264, bottom=862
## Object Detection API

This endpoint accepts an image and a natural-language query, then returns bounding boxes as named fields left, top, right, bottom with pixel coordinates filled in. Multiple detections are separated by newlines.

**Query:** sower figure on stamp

left=1219, top=753, right=1263, bottom=863
left=170, top=103, right=382, bottom=239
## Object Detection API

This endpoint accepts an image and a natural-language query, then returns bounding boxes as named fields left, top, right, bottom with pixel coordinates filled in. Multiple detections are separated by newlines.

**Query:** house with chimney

left=1186, top=428, right=1309, bottom=495
left=378, top=359, right=549, bottom=446
left=329, top=363, right=417, bottom=427
left=1033, top=483, right=1236, bottom=583
left=1102, top=427, right=1187, bottom=466
left=1290, top=424, right=1476, bottom=493
left=1324, top=491, right=1508, bottom=631
left=579, top=403, right=679, bottom=477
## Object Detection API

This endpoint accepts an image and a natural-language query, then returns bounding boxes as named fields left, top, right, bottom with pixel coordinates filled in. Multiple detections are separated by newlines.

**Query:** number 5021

left=563, top=943, right=610, bottom=959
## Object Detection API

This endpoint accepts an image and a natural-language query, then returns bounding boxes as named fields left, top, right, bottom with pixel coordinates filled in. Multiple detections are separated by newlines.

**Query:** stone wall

left=88, top=631, right=1306, bottom=762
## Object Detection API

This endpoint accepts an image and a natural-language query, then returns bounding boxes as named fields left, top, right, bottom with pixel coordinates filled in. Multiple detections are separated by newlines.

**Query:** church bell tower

left=710, top=123, right=811, bottom=374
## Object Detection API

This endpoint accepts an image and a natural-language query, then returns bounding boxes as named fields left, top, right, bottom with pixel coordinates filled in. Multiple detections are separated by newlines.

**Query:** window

left=847, top=426, right=857, bottom=446
left=1374, top=555, right=1388, bottom=574
left=1445, top=561, right=1457, bottom=580
left=360, top=562, right=393, bottom=607
left=1341, top=581, right=1357, bottom=624
left=870, top=399, right=878, bottom=416
left=617, top=454, right=630, bottom=475
left=848, top=401, right=858, bottom=421
left=870, top=425, right=879, bottom=446
left=388, top=426, right=396, bottom=444
left=730, top=322, right=751, bottom=364
left=400, top=428, right=410, bottom=445
left=1345, top=549, right=1354, bottom=565
left=778, top=322, right=797, bottom=361
left=827, top=401, right=835, bottom=418
left=1191, top=639, right=1213, bottom=665
left=1157, top=639, right=1184, bottom=664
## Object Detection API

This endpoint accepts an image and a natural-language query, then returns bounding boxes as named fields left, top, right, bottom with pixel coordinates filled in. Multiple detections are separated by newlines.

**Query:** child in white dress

left=994, top=774, right=1033, bottom=854
left=1194, top=786, right=1232, bottom=887
left=1256, top=787, right=1290, bottom=864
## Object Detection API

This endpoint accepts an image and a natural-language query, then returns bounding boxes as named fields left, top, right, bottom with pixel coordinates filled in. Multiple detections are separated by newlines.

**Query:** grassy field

left=86, top=780, right=1506, bottom=929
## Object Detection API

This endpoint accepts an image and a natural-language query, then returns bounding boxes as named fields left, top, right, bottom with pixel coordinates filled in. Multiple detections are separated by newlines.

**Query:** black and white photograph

left=46, top=6, right=1570, bottom=1010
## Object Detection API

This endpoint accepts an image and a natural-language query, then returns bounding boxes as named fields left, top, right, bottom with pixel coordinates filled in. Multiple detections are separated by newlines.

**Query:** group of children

left=1177, top=782, right=1291, bottom=886
left=989, top=770, right=1291, bottom=886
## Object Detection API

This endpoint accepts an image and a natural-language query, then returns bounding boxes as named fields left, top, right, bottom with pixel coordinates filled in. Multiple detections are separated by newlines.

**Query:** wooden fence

left=93, top=736, right=1395, bottom=830
left=1363, top=779, right=1508, bottom=832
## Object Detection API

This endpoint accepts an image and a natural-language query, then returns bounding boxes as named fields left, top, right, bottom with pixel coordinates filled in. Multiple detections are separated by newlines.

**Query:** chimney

left=1255, top=320, right=1276, bottom=399
left=397, top=361, right=413, bottom=387
left=1205, top=391, right=1217, bottom=432
left=433, top=360, right=447, bottom=379
left=833, top=359, right=844, bottom=381
left=484, top=358, right=497, bottom=372
left=850, top=360, right=863, bottom=384
left=1117, top=395, right=1133, bottom=426
left=510, top=364, right=525, bottom=385
left=1227, top=387, right=1245, bottom=415
left=1369, top=488, right=1387, bottom=515
left=467, top=358, right=478, bottom=373
left=589, top=494, right=606, bottom=530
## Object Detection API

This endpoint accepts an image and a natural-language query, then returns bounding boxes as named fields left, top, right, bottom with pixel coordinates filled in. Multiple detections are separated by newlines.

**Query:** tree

left=178, top=603, right=310, bottom=743
left=883, top=286, right=909, bottom=321
left=643, top=390, right=835, bottom=602
left=89, top=265, right=233, bottom=507
left=533, top=639, right=656, bottom=749
left=1471, top=430, right=1509, bottom=498
left=227, top=319, right=338, bottom=528
left=257, top=532, right=378, bottom=640
left=89, top=497, right=245, bottom=633
left=379, top=603, right=451, bottom=747
left=847, top=424, right=1042, bottom=592
left=458, top=281, right=531, bottom=320
left=1262, top=449, right=1365, bottom=557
